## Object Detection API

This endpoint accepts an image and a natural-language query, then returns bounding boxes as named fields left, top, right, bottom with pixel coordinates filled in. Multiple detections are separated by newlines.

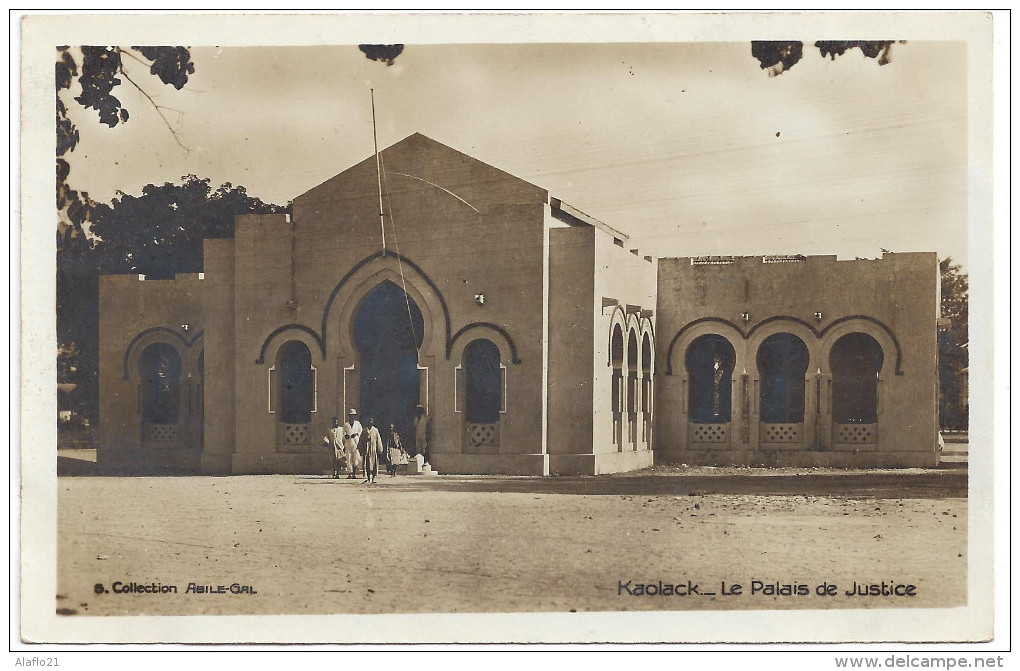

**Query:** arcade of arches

left=670, top=326, right=892, bottom=458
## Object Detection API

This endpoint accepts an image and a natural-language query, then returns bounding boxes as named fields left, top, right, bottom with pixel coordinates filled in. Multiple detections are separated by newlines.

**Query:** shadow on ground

left=292, top=470, right=967, bottom=499
left=57, top=452, right=196, bottom=477
left=58, top=450, right=967, bottom=499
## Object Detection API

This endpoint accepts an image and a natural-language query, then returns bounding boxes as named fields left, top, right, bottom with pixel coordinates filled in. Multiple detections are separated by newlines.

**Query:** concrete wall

left=654, top=253, right=939, bottom=467
left=546, top=221, right=595, bottom=474
left=591, top=228, right=658, bottom=474
left=200, top=239, right=235, bottom=473
left=227, top=212, right=332, bottom=474
left=97, top=272, right=206, bottom=471
left=228, top=133, right=551, bottom=475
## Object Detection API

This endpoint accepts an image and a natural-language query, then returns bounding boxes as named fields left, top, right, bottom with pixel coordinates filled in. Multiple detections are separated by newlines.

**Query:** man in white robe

left=342, top=408, right=363, bottom=479
left=325, top=416, right=345, bottom=479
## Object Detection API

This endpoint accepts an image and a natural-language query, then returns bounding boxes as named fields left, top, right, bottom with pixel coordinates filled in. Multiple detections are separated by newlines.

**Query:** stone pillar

left=803, top=373, right=818, bottom=449
left=749, top=376, right=761, bottom=450
left=818, top=372, right=832, bottom=450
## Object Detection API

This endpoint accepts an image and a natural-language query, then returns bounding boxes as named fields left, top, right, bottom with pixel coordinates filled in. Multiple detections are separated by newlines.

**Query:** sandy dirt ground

left=54, top=469, right=967, bottom=617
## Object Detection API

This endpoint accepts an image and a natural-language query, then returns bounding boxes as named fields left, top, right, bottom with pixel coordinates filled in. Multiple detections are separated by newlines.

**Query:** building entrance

left=353, top=280, right=425, bottom=442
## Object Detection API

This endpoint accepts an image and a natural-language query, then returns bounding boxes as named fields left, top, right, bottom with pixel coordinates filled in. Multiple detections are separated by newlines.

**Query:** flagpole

left=371, top=88, right=386, bottom=255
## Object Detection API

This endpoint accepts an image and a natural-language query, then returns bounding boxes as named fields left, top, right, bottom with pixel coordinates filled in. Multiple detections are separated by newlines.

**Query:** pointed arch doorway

left=353, top=280, right=425, bottom=441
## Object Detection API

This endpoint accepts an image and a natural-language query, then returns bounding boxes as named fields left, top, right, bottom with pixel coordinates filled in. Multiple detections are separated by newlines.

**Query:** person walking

left=324, top=416, right=345, bottom=479
left=412, top=404, right=431, bottom=466
left=361, top=417, right=383, bottom=484
left=342, top=409, right=363, bottom=479
left=385, top=423, right=406, bottom=477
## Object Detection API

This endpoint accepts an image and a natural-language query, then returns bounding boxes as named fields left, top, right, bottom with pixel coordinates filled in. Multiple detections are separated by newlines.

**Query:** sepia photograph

left=17, top=11, right=1000, bottom=649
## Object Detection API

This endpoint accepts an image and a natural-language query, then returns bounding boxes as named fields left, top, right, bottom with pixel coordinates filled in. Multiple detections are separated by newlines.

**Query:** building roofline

left=549, top=197, right=630, bottom=242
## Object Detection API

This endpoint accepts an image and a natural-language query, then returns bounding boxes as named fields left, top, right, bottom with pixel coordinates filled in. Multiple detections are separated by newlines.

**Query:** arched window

left=641, top=332, right=653, bottom=413
left=464, top=339, right=501, bottom=424
left=140, top=343, right=181, bottom=424
left=685, top=334, right=735, bottom=422
left=279, top=340, right=314, bottom=425
left=627, top=329, right=639, bottom=415
left=830, top=333, right=883, bottom=423
left=757, top=333, right=809, bottom=423
left=353, top=280, right=424, bottom=438
left=610, top=325, right=624, bottom=415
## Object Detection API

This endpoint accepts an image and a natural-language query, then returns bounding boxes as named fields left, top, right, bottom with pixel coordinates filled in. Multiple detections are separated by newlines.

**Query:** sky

left=60, top=39, right=969, bottom=264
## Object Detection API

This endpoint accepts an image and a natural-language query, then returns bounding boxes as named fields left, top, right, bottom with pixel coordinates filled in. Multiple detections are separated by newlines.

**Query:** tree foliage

left=56, top=45, right=199, bottom=423
left=752, top=40, right=903, bottom=76
left=56, top=45, right=196, bottom=240
left=938, top=258, right=969, bottom=430
left=55, top=43, right=399, bottom=426
left=358, top=44, right=404, bottom=66
left=90, top=176, right=287, bottom=277
left=57, top=177, right=286, bottom=423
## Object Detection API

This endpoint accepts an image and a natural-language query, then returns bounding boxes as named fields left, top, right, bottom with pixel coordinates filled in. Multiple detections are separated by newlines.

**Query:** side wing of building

left=654, top=253, right=940, bottom=468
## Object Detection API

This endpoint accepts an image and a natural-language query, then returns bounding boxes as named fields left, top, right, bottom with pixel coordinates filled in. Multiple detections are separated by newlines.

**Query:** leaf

left=815, top=41, right=853, bottom=60
left=751, top=41, right=804, bottom=76
left=358, top=44, right=404, bottom=66
left=56, top=158, right=70, bottom=184
left=74, top=46, right=126, bottom=127
left=756, top=40, right=904, bottom=77
left=56, top=100, right=79, bottom=157
left=131, top=46, right=195, bottom=89
left=55, top=50, right=78, bottom=90
left=814, top=40, right=899, bottom=66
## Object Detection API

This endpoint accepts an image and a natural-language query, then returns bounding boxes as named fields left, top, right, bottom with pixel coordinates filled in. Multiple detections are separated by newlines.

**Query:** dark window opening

left=140, top=343, right=181, bottom=424
left=686, top=334, right=735, bottom=422
left=353, top=280, right=424, bottom=439
left=757, top=333, right=809, bottom=423
left=279, top=340, right=313, bottom=424
left=610, top=325, right=624, bottom=414
left=464, top=339, right=501, bottom=424
left=830, top=333, right=883, bottom=423
left=641, top=333, right=653, bottom=413
left=627, top=329, right=639, bottom=414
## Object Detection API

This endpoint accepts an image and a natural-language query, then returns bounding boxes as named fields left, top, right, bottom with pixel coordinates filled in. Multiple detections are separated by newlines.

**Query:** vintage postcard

left=18, top=11, right=998, bottom=647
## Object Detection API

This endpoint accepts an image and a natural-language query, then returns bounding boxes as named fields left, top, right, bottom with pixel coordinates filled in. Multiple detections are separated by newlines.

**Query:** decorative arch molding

left=672, top=322, right=746, bottom=379
left=745, top=320, right=820, bottom=377
left=746, top=315, right=820, bottom=340
left=625, top=312, right=642, bottom=336
left=664, top=314, right=903, bottom=376
left=607, top=307, right=628, bottom=367
left=320, top=250, right=451, bottom=359
left=639, top=318, right=655, bottom=374
left=122, top=327, right=204, bottom=380
left=337, top=269, right=439, bottom=362
left=639, top=316, right=655, bottom=343
left=250, top=250, right=472, bottom=365
left=664, top=318, right=744, bottom=375
left=448, top=322, right=521, bottom=364
left=625, top=324, right=640, bottom=368
left=255, top=324, right=326, bottom=365
left=820, top=316, right=903, bottom=377
left=607, top=305, right=627, bottom=329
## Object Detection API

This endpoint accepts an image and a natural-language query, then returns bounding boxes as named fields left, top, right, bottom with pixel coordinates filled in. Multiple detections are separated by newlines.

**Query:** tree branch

left=118, top=63, right=190, bottom=153
left=119, top=47, right=149, bottom=67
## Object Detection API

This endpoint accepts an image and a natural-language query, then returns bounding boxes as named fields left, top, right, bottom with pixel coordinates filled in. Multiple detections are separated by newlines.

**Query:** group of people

left=324, top=405, right=431, bottom=484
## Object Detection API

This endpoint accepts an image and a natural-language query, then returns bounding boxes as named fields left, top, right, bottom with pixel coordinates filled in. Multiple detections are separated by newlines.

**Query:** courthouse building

left=96, top=133, right=941, bottom=475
